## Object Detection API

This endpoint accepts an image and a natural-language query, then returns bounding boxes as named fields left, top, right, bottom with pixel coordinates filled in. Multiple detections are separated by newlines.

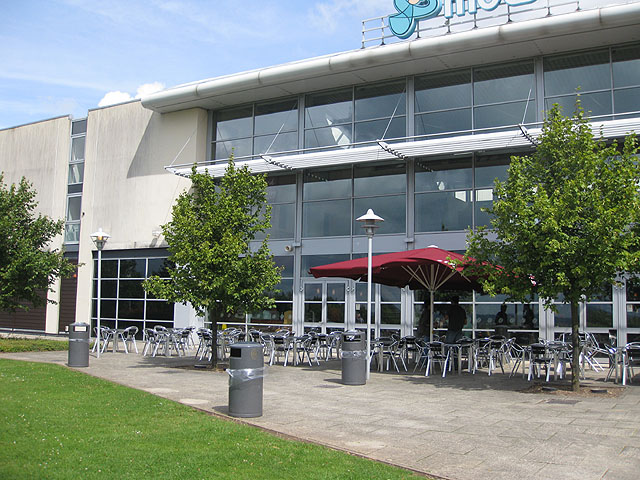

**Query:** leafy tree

left=144, top=158, right=281, bottom=367
left=0, top=173, right=76, bottom=312
left=464, top=104, right=640, bottom=391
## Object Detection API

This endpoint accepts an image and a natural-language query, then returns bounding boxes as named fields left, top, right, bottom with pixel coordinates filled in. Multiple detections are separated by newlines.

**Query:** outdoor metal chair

left=528, top=343, right=554, bottom=381
left=424, top=341, right=449, bottom=377
left=123, top=326, right=139, bottom=354
left=623, top=342, right=640, bottom=384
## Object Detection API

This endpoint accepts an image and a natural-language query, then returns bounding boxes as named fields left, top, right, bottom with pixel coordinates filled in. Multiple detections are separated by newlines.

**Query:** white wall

left=0, top=116, right=71, bottom=332
left=75, top=101, right=208, bottom=326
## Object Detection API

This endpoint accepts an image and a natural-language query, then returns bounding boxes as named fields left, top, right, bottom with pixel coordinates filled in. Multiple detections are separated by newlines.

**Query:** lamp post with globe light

left=356, top=209, right=384, bottom=379
left=90, top=229, right=110, bottom=358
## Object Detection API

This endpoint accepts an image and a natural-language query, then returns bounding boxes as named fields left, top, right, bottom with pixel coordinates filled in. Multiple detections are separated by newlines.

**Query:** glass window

left=613, top=44, right=640, bottom=88
left=268, top=203, right=295, bottom=239
left=214, top=138, right=252, bottom=159
left=301, top=254, right=350, bottom=277
left=415, top=157, right=472, bottom=192
left=544, top=91, right=612, bottom=118
left=353, top=195, right=405, bottom=235
left=64, top=223, right=80, bottom=243
left=355, top=81, right=406, bottom=121
left=71, top=119, right=87, bottom=136
left=119, top=280, right=145, bottom=299
left=614, top=88, right=640, bottom=115
left=253, top=132, right=298, bottom=155
left=119, top=259, right=146, bottom=278
left=304, top=125, right=353, bottom=149
left=254, top=99, right=298, bottom=135
left=354, top=164, right=405, bottom=196
left=475, top=189, right=497, bottom=228
left=415, top=70, right=471, bottom=112
left=66, top=196, right=81, bottom=222
left=415, top=190, right=472, bottom=232
left=68, top=163, right=84, bottom=185
left=146, top=301, right=174, bottom=321
left=267, top=175, right=296, bottom=203
left=148, top=258, right=172, bottom=278
left=305, top=89, right=352, bottom=128
left=586, top=304, right=613, bottom=328
left=71, top=137, right=85, bottom=163
left=355, top=117, right=405, bottom=143
left=544, top=50, right=610, bottom=96
left=274, top=256, right=294, bottom=278
left=303, top=199, right=351, bottom=237
left=214, top=107, right=253, bottom=141
left=99, top=260, right=118, bottom=278
left=415, top=109, right=472, bottom=136
left=475, top=154, right=510, bottom=187
left=303, top=168, right=351, bottom=201
left=474, top=62, right=535, bottom=105
left=474, top=101, right=536, bottom=130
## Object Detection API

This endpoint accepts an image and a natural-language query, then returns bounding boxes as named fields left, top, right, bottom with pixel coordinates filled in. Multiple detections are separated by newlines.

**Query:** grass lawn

left=0, top=337, right=68, bottom=353
left=0, top=359, right=424, bottom=479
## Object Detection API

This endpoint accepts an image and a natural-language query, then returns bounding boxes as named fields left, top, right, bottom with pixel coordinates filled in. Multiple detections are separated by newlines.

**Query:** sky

left=0, top=0, right=393, bottom=130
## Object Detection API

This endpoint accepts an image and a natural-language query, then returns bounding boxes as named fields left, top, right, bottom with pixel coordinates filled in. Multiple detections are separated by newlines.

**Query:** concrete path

left=2, top=350, right=639, bottom=480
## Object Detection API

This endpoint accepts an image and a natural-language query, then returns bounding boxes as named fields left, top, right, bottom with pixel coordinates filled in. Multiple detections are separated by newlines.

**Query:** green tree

left=0, top=174, right=76, bottom=312
left=144, top=158, right=281, bottom=367
left=464, top=104, right=640, bottom=391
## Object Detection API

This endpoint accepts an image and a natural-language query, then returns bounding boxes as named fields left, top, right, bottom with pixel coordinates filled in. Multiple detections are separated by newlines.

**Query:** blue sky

left=0, top=0, right=392, bottom=130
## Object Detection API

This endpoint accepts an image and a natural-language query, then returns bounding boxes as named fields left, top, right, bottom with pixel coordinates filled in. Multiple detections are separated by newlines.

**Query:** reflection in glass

left=354, top=164, right=405, bottom=196
left=215, top=138, right=253, bottom=159
left=274, top=256, right=294, bottom=278
left=118, top=300, right=145, bottom=319
left=475, top=189, right=496, bottom=228
left=119, top=280, right=145, bottom=299
left=120, top=259, right=146, bottom=278
left=415, top=191, right=472, bottom=232
left=304, top=284, right=323, bottom=301
left=253, top=132, right=298, bottom=155
left=544, top=50, right=610, bottom=96
left=381, top=303, right=401, bottom=324
left=327, top=283, right=345, bottom=301
left=353, top=195, right=405, bottom=234
left=304, top=125, right=353, bottom=149
left=327, top=303, right=345, bottom=323
left=474, top=101, right=535, bottom=130
left=415, top=157, right=472, bottom=192
left=415, top=109, right=471, bottom=136
left=355, top=81, right=406, bottom=121
left=586, top=304, right=613, bottom=328
left=66, top=196, right=81, bottom=222
left=544, top=92, right=612, bottom=118
left=475, top=155, right=510, bottom=187
left=474, top=62, right=535, bottom=105
left=148, top=258, right=172, bottom=278
left=264, top=203, right=295, bottom=239
left=71, top=137, right=85, bottom=163
left=100, top=260, right=119, bottom=278
left=303, top=169, right=351, bottom=201
left=553, top=304, right=571, bottom=328
left=254, top=99, right=298, bottom=135
left=215, top=107, right=253, bottom=140
left=614, top=88, right=640, bottom=114
left=627, top=305, right=640, bottom=328
left=64, top=223, right=80, bottom=243
left=415, top=70, right=471, bottom=112
left=68, top=163, right=84, bottom=184
left=613, top=44, right=640, bottom=88
left=301, top=255, right=350, bottom=277
left=266, top=175, right=296, bottom=203
left=146, top=301, right=174, bottom=321
left=303, top=199, right=351, bottom=237
left=305, top=89, right=353, bottom=128
left=355, top=117, right=405, bottom=143
left=268, top=279, right=293, bottom=301
left=305, top=303, right=322, bottom=323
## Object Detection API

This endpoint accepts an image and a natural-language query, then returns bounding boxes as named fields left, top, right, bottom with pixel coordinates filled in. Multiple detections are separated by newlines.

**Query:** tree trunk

left=570, top=301, right=581, bottom=392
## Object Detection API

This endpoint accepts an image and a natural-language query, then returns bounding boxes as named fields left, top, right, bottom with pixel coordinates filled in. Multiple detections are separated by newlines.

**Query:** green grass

left=0, top=359, right=424, bottom=479
left=0, top=338, right=69, bottom=353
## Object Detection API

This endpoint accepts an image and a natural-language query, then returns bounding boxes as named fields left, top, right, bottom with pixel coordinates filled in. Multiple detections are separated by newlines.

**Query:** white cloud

left=98, top=91, right=132, bottom=107
left=98, top=82, right=165, bottom=107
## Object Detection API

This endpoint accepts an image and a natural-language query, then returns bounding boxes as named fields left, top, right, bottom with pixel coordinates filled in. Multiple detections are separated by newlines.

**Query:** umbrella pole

left=430, top=290, right=434, bottom=343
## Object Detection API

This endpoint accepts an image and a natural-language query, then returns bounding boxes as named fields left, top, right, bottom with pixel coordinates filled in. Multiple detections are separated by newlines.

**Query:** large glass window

left=544, top=50, right=612, bottom=117
left=415, top=70, right=471, bottom=136
left=91, top=255, right=175, bottom=334
left=303, top=168, right=351, bottom=237
left=613, top=44, right=640, bottom=115
left=65, top=119, right=86, bottom=245
left=212, top=99, right=298, bottom=160
left=474, top=154, right=511, bottom=228
left=255, top=174, right=296, bottom=240
left=305, top=89, right=353, bottom=150
left=415, top=157, right=472, bottom=232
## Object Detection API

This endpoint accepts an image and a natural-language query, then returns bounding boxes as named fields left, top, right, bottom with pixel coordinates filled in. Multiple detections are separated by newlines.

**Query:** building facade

left=2, top=0, right=640, bottom=346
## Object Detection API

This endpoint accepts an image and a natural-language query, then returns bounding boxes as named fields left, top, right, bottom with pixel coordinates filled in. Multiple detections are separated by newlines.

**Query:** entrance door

left=302, top=280, right=350, bottom=333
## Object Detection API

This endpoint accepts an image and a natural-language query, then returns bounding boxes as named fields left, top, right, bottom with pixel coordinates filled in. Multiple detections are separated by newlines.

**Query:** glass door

left=303, top=280, right=349, bottom=333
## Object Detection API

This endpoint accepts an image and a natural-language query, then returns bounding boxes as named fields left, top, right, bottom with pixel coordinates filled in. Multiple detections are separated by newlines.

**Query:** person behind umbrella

left=445, top=296, right=466, bottom=344
left=416, top=298, right=430, bottom=340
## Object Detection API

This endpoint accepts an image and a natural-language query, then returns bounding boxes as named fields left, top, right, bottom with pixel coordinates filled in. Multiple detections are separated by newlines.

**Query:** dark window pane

left=96, top=280, right=117, bottom=299
left=627, top=277, right=640, bottom=301
left=72, top=119, right=87, bottom=135
left=267, top=203, right=295, bottom=239
left=95, top=300, right=116, bottom=319
left=545, top=91, right=612, bottom=118
left=380, top=284, right=401, bottom=302
left=304, top=303, right=322, bottom=323
left=614, top=88, right=640, bottom=114
left=327, top=283, right=345, bottom=302
left=415, top=109, right=471, bottom=136
left=146, top=301, right=174, bottom=321
left=474, top=101, right=536, bottom=130
left=303, top=168, right=351, bottom=200
left=586, top=304, right=613, bottom=328
left=415, top=70, right=471, bottom=112
left=354, top=117, right=406, bottom=143
left=254, top=99, right=298, bottom=135
left=305, top=89, right=353, bottom=127
left=613, top=44, right=640, bottom=88
left=415, top=191, right=472, bottom=232
left=544, top=50, right=610, bottom=96
left=553, top=303, right=571, bottom=328
left=353, top=195, right=405, bottom=235
left=120, top=259, right=146, bottom=278
left=119, top=280, right=145, bottom=299
left=254, top=131, right=298, bottom=155
left=474, top=62, right=535, bottom=105
left=326, top=303, right=345, bottom=323
left=627, top=305, right=640, bottom=328
left=475, top=154, right=510, bottom=187
left=66, top=196, right=81, bottom=222
left=266, top=175, right=296, bottom=203
left=118, top=300, right=145, bottom=319
left=71, top=137, right=85, bottom=163
left=148, top=258, right=172, bottom=278
left=355, top=81, right=406, bottom=121
left=214, top=138, right=252, bottom=159
left=415, top=157, right=472, bottom=192
left=215, top=107, right=253, bottom=140
left=354, top=163, right=406, bottom=196
left=274, top=256, right=294, bottom=278
left=98, top=260, right=118, bottom=279
left=303, top=199, right=351, bottom=237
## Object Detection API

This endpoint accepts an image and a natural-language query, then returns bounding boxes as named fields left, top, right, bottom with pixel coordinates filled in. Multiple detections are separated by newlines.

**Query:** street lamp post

left=356, top=209, right=384, bottom=380
left=90, top=228, right=110, bottom=358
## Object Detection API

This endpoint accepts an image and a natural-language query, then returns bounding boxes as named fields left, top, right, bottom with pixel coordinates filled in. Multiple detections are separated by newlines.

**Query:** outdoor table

left=103, top=328, right=127, bottom=353
left=443, top=342, right=473, bottom=375
left=545, top=341, right=569, bottom=380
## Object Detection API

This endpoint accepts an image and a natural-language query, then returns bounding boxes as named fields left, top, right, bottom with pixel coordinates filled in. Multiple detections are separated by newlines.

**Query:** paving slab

left=2, top=349, right=640, bottom=480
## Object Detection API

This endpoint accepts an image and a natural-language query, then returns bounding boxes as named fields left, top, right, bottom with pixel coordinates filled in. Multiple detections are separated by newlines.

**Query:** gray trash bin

left=68, top=322, right=90, bottom=367
left=228, top=342, right=264, bottom=418
left=342, top=331, right=366, bottom=385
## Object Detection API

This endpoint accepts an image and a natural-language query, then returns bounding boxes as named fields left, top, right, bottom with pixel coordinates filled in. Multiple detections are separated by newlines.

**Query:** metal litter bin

left=68, top=322, right=90, bottom=367
left=228, top=342, right=264, bottom=418
left=341, top=331, right=366, bottom=385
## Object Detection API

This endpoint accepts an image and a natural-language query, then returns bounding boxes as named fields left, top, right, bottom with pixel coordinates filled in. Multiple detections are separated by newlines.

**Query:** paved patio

left=2, top=348, right=639, bottom=480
